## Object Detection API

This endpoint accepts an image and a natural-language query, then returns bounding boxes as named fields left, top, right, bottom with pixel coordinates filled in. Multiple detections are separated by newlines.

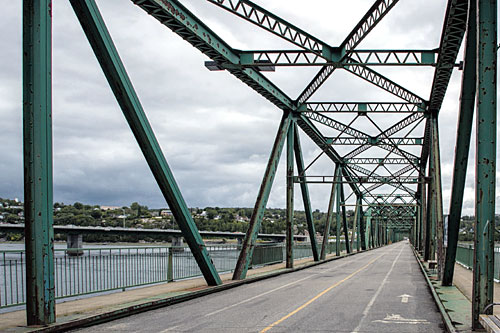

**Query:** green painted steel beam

left=70, top=0, right=221, bottom=286
left=442, top=0, right=476, bottom=286
left=239, top=49, right=438, bottom=67
left=428, top=0, right=468, bottom=112
left=430, top=115, right=445, bottom=279
left=303, top=102, right=426, bottom=113
left=297, top=0, right=401, bottom=103
left=293, top=124, right=319, bottom=261
left=335, top=178, right=341, bottom=256
left=295, top=115, right=363, bottom=197
left=207, top=0, right=331, bottom=57
left=233, top=112, right=293, bottom=280
left=421, top=0, right=468, bottom=166
left=339, top=179, right=351, bottom=254
left=343, top=64, right=426, bottom=104
left=286, top=119, right=295, bottom=269
left=294, top=175, right=420, bottom=184
left=472, top=0, right=497, bottom=328
left=320, top=165, right=340, bottom=260
left=23, top=0, right=55, bottom=325
left=132, top=0, right=293, bottom=110
left=365, top=208, right=372, bottom=250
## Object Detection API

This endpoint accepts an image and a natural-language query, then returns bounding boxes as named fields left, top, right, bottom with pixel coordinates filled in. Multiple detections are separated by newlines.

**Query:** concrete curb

left=33, top=246, right=380, bottom=332
left=410, top=245, right=457, bottom=333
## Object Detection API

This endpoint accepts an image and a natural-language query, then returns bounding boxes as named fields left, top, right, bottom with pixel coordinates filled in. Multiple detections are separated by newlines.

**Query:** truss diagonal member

left=233, top=113, right=293, bottom=280
left=72, top=0, right=222, bottom=285
left=296, top=0, right=401, bottom=103
left=343, top=64, right=425, bottom=104
left=132, top=0, right=294, bottom=110
left=340, top=0, right=400, bottom=51
left=304, top=111, right=370, bottom=138
left=422, top=0, right=468, bottom=167
left=428, top=0, right=468, bottom=112
left=207, top=0, right=330, bottom=56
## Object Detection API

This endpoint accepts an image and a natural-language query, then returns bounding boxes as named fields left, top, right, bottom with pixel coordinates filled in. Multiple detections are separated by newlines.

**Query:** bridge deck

left=74, top=242, right=444, bottom=332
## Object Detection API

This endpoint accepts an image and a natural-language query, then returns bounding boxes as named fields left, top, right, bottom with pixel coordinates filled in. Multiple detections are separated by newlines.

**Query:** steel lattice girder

left=132, top=0, right=294, bottom=110
left=238, top=49, right=438, bottom=67
left=127, top=0, right=470, bottom=282
left=303, top=102, right=425, bottom=113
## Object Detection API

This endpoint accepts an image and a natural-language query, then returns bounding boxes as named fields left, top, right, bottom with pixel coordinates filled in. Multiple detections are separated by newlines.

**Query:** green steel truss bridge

left=20, top=0, right=496, bottom=330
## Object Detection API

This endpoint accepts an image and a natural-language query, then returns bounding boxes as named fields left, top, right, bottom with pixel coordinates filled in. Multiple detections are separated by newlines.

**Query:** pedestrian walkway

left=0, top=253, right=340, bottom=332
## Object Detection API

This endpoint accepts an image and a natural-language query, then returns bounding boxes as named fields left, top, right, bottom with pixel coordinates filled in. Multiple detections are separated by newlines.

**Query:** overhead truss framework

left=23, top=0, right=495, bottom=328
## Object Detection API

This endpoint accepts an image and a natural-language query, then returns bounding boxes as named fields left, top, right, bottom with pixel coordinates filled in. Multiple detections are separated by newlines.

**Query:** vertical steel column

left=473, top=0, right=497, bottom=327
left=335, top=180, right=341, bottom=256
left=431, top=115, right=445, bottom=279
left=364, top=207, right=372, bottom=250
left=340, top=182, right=351, bottom=253
left=320, top=165, right=340, bottom=260
left=351, top=200, right=358, bottom=251
left=23, top=0, right=55, bottom=325
left=359, top=198, right=366, bottom=251
left=294, top=124, right=319, bottom=261
left=443, top=0, right=477, bottom=286
left=70, top=0, right=221, bottom=285
left=421, top=174, right=428, bottom=255
left=286, top=120, right=295, bottom=268
left=424, top=164, right=433, bottom=261
left=233, top=112, right=293, bottom=279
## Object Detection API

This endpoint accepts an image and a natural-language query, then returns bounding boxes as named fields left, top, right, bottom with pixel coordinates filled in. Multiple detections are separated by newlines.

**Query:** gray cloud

left=1, top=1, right=499, bottom=215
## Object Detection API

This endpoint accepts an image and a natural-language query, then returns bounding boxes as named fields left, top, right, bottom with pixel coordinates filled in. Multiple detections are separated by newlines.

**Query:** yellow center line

left=259, top=252, right=386, bottom=333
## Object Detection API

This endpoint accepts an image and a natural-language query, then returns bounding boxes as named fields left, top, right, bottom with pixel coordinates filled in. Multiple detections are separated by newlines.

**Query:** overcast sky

left=1, top=1, right=499, bottom=215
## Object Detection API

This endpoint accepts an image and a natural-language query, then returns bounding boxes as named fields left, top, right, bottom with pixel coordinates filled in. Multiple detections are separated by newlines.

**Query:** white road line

left=204, top=258, right=362, bottom=317
left=351, top=244, right=405, bottom=333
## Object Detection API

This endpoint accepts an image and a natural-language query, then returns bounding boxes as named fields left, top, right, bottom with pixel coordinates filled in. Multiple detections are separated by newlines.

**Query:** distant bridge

left=0, top=223, right=308, bottom=242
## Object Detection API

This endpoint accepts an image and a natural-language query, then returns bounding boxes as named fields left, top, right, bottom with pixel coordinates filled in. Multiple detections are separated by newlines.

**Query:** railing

left=0, top=240, right=353, bottom=309
left=456, top=244, right=500, bottom=281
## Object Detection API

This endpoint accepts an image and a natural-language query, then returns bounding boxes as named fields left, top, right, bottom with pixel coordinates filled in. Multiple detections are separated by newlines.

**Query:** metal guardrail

left=456, top=244, right=500, bottom=281
left=0, top=241, right=352, bottom=309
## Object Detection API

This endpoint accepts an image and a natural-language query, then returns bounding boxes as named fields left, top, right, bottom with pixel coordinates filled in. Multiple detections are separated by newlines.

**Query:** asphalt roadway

left=74, top=241, right=445, bottom=332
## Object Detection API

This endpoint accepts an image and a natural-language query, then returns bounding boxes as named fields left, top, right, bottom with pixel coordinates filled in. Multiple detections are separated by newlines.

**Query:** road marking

left=351, top=244, right=405, bottom=333
left=204, top=254, right=370, bottom=317
left=374, top=314, right=430, bottom=325
left=259, top=253, right=385, bottom=333
left=399, top=294, right=412, bottom=303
